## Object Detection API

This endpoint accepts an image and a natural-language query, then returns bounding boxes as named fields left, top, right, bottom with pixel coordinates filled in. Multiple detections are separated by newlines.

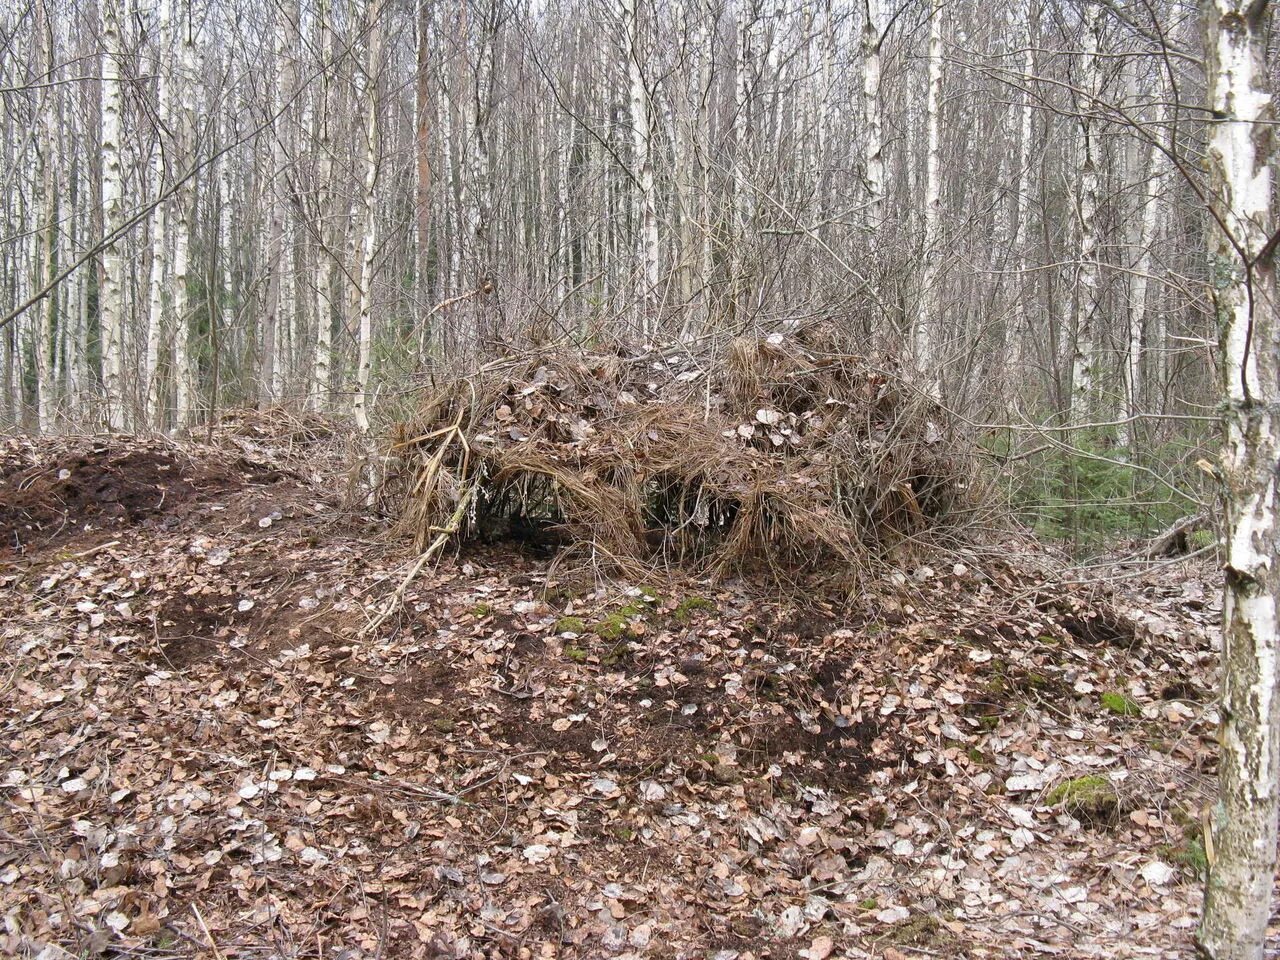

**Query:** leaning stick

left=365, top=458, right=475, bottom=637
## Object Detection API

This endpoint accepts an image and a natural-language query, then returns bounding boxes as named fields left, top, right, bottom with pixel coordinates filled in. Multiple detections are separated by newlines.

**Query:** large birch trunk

left=861, top=0, right=883, bottom=225
left=622, top=0, right=659, bottom=336
left=353, top=0, right=383, bottom=434
left=172, top=0, right=196, bottom=428
left=260, top=1, right=297, bottom=407
left=1197, top=2, right=1280, bottom=958
left=145, top=0, right=173, bottom=428
left=310, top=0, right=336, bottom=410
left=916, top=0, right=943, bottom=394
left=1069, top=1, right=1102, bottom=425
left=37, top=0, right=59, bottom=433
left=99, top=0, right=127, bottom=430
left=1009, top=0, right=1036, bottom=363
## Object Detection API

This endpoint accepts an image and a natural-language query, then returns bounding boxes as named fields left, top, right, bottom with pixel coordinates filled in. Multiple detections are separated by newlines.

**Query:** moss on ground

left=888, top=913, right=950, bottom=947
left=1101, top=691, right=1142, bottom=716
left=470, top=602, right=494, bottom=618
left=554, top=616, right=587, bottom=635
left=672, top=596, right=715, bottom=623
left=593, top=601, right=647, bottom=639
left=1046, top=774, right=1119, bottom=821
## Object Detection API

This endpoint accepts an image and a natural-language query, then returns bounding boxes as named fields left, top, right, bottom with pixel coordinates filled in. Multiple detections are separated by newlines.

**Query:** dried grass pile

left=383, top=330, right=980, bottom=585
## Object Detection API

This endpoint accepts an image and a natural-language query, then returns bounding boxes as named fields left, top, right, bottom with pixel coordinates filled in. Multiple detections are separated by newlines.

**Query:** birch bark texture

left=916, top=0, right=943, bottom=394
left=99, top=0, right=127, bottom=430
left=1070, top=0, right=1103, bottom=425
left=353, top=0, right=384, bottom=434
left=622, top=0, right=659, bottom=336
left=172, top=0, right=196, bottom=428
left=1197, top=1, right=1280, bottom=958
left=145, top=0, right=173, bottom=428
left=37, top=0, right=60, bottom=433
left=861, top=0, right=883, bottom=225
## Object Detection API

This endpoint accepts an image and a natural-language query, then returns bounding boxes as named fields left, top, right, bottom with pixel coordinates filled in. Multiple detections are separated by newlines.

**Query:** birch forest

left=2, top=0, right=1280, bottom=957
left=0, top=0, right=1242, bottom=436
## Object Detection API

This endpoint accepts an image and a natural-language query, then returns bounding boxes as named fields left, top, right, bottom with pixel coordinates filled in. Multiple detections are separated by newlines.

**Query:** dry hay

left=382, top=330, right=980, bottom=586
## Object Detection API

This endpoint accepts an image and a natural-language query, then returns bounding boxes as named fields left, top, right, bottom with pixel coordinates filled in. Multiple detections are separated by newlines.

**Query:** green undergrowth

left=555, top=587, right=715, bottom=648
left=1046, top=774, right=1120, bottom=822
left=1101, top=691, right=1142, bottom=716
left=1160, top=838, right=1208, bottom=878
left=996, top=429, right=1211, bottom=553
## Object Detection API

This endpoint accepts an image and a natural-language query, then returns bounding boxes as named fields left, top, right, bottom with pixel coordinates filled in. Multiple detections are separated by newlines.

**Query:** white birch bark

left=464, top=7, right=492, bottom=291
left=862, top=0, right=884, bottom=225
left=1069, top=1, right=1102, bottom=425
left=1197, top=2, right=1280, bottom=957
left=732, top=1, right=756, bottom=314
left=1009, top=1, right=1035, bottom=357
left=353, top=0, right=383, bottom=434
left=260, top=2, right=295, bottom=407
left=312, top=0, right=335, bottom=410
left=557, top=102, right=573, bottom=301
left=916, top=0, right=943, bottom=394
left=1121, top=103, right=1168, bottom=447
left=698, top=0, right=714, bottom=322
left=99, top=0, right=127, bottom=430
left=171, top=0, right=196, bottom=428
left=622, top=0, right=659, bottom=336
left=145, top=0, right=173, bottom=428
left=37, top=0, right=59, bottom=433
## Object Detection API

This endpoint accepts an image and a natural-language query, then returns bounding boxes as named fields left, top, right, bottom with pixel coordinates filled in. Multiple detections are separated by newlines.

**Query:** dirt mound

left=384, top=330, right=986, bottom=586
left=0, top=439, right=284, bottom=556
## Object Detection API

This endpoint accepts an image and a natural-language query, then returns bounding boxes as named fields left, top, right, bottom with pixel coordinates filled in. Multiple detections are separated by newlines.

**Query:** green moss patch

left=1046, top=774, right=1120, bottom=822
left=672, top=596, right=715, bottom=624
left=593, top=602, right=647, bottom=639
left=888, top=913, right=949, bottom=947
left=1101, top=691, right=1142, bottom=716
left=554, top=616, right=587, bottom=635
left=469, top=602, right=494, bottom=618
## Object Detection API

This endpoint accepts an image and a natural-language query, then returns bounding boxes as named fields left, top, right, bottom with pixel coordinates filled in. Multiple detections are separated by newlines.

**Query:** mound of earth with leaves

left=0, top=433, right=1239, bottom=959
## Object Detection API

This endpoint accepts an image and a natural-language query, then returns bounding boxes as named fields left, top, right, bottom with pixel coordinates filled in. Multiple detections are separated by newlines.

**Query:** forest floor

left=0, top=426, right=1266, bottom=959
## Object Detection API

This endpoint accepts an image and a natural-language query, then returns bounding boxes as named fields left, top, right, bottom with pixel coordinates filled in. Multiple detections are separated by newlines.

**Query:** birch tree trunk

left=415, top=0, right=433, bottom=320
left=37, top=0, right=59, bottom=433
left=353, top=0, right=383, bottom=434
left=622, top=0, right=659, bottom=336
left=1069, top=1, right=1102, bottom=425
left=312, top=0, right=335, bottom=411
left=145, top=0, right=173, bottom=428
left=463, top=4, right=493, bottom=302
left=916, top=0, right=943, bottom=394
left=1120, top=103, right=1168, bottom=449
left=1009, top=0, right=1036, bottom=358
left=99, top=0, right=127, bottom=430
left=732, top=1, right=757, bottom=316
left=861, top=0, right=884, bottom=225
left=172, top=0, right=196, bottom=428
left=260, top=1, right=296, bottom=407
left=1197, top=2, right=1280, bottom=957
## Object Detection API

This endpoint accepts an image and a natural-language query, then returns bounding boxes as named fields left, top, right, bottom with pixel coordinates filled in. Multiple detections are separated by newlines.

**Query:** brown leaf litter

left=0, top=426, right=1264, bottom=959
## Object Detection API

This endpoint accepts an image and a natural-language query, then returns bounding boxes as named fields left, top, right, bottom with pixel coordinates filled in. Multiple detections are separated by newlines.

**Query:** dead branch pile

left=383, top=331, right=978, bottom=583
